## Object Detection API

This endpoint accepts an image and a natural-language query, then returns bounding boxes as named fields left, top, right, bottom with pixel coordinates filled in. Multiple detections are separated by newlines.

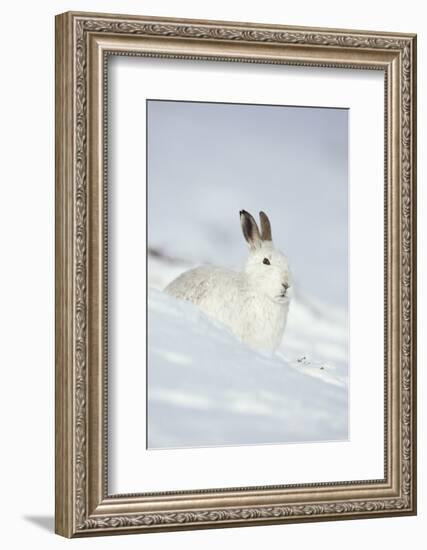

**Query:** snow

left=147, top=261, right=348, bottom=449
left=147, top=100, right=348, bottom=449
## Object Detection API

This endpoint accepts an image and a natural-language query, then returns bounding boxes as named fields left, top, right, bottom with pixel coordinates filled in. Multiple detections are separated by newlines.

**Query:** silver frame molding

left=55, top=11, right=417, bottom=538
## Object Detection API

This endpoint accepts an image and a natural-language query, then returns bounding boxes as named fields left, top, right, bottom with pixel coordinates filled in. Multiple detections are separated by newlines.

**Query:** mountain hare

left=165, top=210, right=292, bottom=353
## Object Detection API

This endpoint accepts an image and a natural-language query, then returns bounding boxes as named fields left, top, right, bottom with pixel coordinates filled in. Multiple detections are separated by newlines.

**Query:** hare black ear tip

left=240, top=209, right=248, bottom=216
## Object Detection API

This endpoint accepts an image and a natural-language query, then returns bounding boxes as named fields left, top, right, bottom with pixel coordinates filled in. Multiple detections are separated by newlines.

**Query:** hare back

left=165, top=265, right=242, bottom=305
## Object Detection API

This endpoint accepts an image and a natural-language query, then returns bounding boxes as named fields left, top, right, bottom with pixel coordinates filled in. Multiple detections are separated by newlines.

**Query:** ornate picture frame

left=55, top=11, right=417, bottom=537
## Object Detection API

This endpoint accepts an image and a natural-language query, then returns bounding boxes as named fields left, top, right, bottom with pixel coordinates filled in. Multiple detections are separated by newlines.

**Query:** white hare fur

left=165, top=210, right=292, bottom=353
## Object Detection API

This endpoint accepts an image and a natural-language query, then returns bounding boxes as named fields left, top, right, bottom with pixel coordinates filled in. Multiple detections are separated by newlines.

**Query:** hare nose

left=282, top=283, right=289, bottom=291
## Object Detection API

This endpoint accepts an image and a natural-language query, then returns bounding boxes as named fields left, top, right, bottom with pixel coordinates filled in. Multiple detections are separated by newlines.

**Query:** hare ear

left=259, top=211, right=272, bottom=242
left=240, top=210, right=262, bottom=250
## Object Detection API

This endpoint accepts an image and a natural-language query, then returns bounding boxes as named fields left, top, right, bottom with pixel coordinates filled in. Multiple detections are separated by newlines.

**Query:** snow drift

left=148, top=284, right=348, bottom=449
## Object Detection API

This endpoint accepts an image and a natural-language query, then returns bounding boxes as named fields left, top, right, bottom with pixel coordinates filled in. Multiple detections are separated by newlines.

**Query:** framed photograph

left=55, top=11, right=417, bottom=537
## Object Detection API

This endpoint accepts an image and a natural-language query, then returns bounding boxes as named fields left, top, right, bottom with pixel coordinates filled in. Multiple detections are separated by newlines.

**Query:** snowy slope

left=147, top=257, right=348, bottom=449
left=146, top=101, right=349, bottom=449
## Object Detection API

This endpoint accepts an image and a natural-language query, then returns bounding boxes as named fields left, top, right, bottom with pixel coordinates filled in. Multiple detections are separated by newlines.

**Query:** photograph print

left=147, top=99, right=349, bottom=449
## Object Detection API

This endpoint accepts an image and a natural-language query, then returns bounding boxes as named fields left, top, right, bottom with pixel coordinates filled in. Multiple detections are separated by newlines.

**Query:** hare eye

left=263, top=258, right=271, bottom=265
